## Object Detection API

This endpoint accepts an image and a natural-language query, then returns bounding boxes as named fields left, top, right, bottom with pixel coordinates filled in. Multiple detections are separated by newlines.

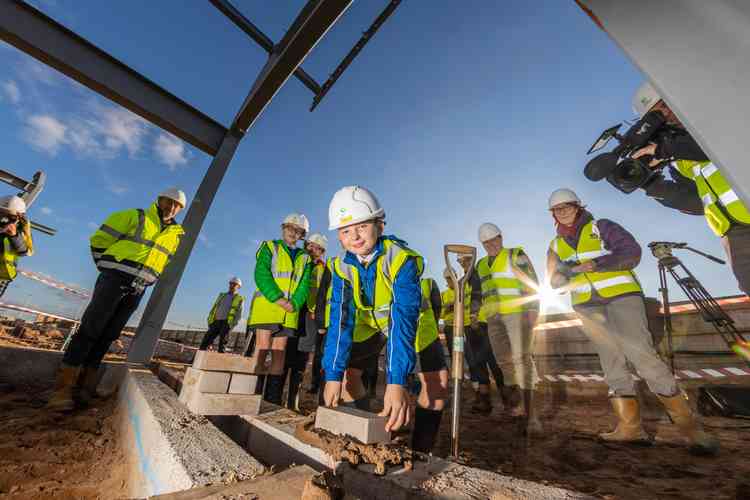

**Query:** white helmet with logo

left=328, top=185, right=385, bottom=231
left=307, top=233, right=328, bottom=251
left=158, top=187, right=187, bottom=208
left=478, top=222, right=502, bottom=243
left=229, top=276, right=242, bottom=287
left=548, top=188, right=582, bottom=209
left=282, top=213, right=310, bottom=236
left=632, top=81, right=661, bottom=118
left=0, top=195, right=26, bottom=215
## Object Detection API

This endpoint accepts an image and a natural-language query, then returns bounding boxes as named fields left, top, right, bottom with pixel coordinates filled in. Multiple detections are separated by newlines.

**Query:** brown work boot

left=658, top=391, right=720, bottom=455
left=471, top=389, right=492, bottom=415
left=599, top=397, right=652, bottom=443
left=46, top=363, right=80, bottom=412
left=76, top=367, right=100, bottom=407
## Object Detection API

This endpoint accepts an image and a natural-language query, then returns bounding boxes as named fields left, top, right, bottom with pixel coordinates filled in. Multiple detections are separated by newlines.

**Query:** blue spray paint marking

left=125, top=386, right=163, bottom=495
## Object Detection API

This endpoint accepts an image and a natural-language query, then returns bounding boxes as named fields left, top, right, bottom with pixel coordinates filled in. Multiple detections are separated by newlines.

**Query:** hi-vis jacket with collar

left=322, top=235, right=423, bottom=386
left=90, top=203, right=184, bottom=284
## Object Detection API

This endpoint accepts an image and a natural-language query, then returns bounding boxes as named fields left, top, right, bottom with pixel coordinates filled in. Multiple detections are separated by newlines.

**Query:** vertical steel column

left=581, top=0, right=750, bottom=206
left=127, top=130, right=242, bottom=363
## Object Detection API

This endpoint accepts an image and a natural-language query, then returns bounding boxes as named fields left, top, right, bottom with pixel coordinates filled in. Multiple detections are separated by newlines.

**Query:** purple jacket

left=549, top=211, right=643, bottom=305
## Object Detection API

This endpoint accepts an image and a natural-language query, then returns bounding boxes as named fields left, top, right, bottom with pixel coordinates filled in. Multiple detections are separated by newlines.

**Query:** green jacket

left=254, top=239, right=312, bottom=311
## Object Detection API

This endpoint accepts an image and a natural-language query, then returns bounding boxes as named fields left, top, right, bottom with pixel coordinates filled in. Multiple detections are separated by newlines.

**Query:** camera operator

left=0, top=195, right=33, bottom=297
left=631, top=82, right=750, bottom=295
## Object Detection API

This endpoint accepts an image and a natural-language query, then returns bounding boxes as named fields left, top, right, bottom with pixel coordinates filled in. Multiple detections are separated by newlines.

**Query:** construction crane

left=0, top=169, right=56, bottom=236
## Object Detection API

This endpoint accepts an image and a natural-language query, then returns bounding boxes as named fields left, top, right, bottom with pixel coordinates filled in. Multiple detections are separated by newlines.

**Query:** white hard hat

left=328, top=185, right=385, bottom=231
left=0, top=195, right=26, bottom=215
left=158, top=187, right=187, bottom=208
left=229, top=276, right=242, bottom=287
left=282, top=213, right=310, bottom=235
left=548, top=188, right=582, bottom=209
left=478, top=222, right=502, bottom=243
left=307, top=233, right=328, bottom=251
left=632, top=81, right=661, bottom=118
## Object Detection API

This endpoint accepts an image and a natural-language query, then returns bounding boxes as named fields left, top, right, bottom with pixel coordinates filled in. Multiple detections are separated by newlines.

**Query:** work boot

left=599, top=397, right=652, bottom=443
left=263, top=374, right=285, bottom=406
left=506, top=385, right=525, bottom=417
left=411, top=407, right=443, bottom=453
left=46, top=363, right=80, bottom=412
left=76, top=366, right=100, bottom=407
left=471, top=390, right=492, bottom=415
left=658, top=391, right=720, bottom=455
left=522, top=389, right=544, bottom=436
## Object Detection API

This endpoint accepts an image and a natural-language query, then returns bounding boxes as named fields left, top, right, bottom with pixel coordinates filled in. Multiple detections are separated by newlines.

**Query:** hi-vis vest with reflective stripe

left=307, top=261, right=325, bottom=312
left=0, top=237, right=21, bottom=280
left=207, top=292, right=244, bottom=326
left=249, top=240, right=310, bottom=328
left=415, top=279, right=439, bottom=353
left=332, top=238, right=423, bottom=344
left=90, top=203, right=184, bottom=283
left=324, top=258, right=333, bottom=329
left=550, top=220, right=642, bottom=306
left=441, top=284, right=471, bottom=325
left=673, top=160, right=750, bottom=237
left=477, top=248, right=524, bottom=319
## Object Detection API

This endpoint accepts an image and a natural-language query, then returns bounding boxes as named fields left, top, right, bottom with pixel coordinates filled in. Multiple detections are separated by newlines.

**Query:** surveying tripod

left=648, top=241, right=749, bottom=372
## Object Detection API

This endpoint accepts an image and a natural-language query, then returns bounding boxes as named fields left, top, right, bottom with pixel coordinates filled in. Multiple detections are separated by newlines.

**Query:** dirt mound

left=0, top=383, right=128, bottom=499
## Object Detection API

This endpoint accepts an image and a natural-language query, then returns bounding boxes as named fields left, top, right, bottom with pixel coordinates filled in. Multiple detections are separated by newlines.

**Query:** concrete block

left=228, top=373, right=260, bottom=394
left=192, top=350, right=269, bottom=374
left=183, top=367, right=230, bottom=393
left=179, top=377, right=263, bottom=416
left=314, top=405, right=391, bottom=444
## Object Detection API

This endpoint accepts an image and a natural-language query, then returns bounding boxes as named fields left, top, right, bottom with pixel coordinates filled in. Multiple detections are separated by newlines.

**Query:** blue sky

left=0, top=1, right=740, bottom=328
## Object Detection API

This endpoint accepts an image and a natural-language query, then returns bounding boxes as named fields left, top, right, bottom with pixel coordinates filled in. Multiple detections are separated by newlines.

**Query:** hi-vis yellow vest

left=307, top=261, right=325, bottom=312
left=441, top=284, right=471, bottom=325
left=550, top=220, right=642, bottom=306
left=207, top=292, right=244, bottom=326
left=332, top=238, right=423, bottom=345
left=248, top=240, right=310, bottom=328
left=673, top=160, right=750, bottom=237
left=324, top=258, right=333, bottom=329
left=415, top=279, right=440, bottom=352
left=477, top=248, right=525, bottom=319
left=90, top=203, right=184, bottom=283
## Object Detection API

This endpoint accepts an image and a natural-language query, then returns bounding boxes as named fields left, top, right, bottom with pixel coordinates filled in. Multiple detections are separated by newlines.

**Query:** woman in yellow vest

left=322, top=186, right=448, bottom=453
left=49, top=188, right=186, bottom=412
left=547, top=188, right=718, bottom=454
left=247, top=213, right=313, bottom=405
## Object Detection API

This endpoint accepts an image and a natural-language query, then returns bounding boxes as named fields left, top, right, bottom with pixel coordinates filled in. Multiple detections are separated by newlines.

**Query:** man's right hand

left=275, top=298, right=294, bottom=313
left=323, top=381, right=342, bottom=407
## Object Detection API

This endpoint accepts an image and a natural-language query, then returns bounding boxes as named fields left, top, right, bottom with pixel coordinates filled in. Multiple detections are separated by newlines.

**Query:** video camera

left=583, top=110, right=673, bottom=193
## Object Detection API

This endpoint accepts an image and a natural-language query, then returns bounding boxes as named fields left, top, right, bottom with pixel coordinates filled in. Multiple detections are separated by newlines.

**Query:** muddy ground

left=0, top=382, right=128, bottom=499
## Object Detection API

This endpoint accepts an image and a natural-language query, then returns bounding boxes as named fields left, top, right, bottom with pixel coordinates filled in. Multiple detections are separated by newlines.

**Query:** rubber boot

left=599, top=397, right=652, bottom=443
left=658, top=391, right=720, bottom=455
left=411, top=407, right=443, bottom=453
left=47, top=364, right=80, bottom=412
left=264, top=374, right=285, bottom=406
left=522, top=389, right=544, bottom=436
left=76, top=367, right=100, bottom=407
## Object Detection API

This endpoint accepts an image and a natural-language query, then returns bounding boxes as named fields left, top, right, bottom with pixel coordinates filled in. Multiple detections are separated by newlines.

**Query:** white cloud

left=92, top=104, right=148, bottom=157
left=198, top=232, right=213, bottom=248
left=40, top=206, right=53, bottom=215
left=154, top=133, right=191, bottom=170
left=1, top=80, right=20, bottom=104
left=23, top=114, right=67, bottom=155
left=107, top=184, right=129, bottom=196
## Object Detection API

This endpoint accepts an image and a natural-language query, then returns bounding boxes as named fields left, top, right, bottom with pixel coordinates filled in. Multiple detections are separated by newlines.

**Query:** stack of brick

left=178, top=351, right=270, bottom=416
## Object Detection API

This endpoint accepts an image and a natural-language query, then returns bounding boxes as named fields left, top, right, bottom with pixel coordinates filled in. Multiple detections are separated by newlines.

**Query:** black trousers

left=63, top=271, right=145, bottom=369
left=310, top=331, right=326, bottom=389
left=200, top=320, right=230, bottom=352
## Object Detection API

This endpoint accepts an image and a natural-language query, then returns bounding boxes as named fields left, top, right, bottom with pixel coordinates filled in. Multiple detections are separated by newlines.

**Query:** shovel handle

left=444, top=244, right=476, bottom=255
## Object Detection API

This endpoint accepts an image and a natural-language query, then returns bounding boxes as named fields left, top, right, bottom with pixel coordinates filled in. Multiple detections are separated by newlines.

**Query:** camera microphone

left=584, top=152, right=618, bottom=181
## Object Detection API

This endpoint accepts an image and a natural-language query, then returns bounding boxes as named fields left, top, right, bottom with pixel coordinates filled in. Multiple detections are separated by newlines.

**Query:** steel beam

left=232, top=0, right=353, bottom=133
left=581, top=0, right=750, bottom=207
left=0, top=1, right=226, bottom=155
left=208, top=0, right=322, bottom=95
left=128, top=0, right=352, bottom=363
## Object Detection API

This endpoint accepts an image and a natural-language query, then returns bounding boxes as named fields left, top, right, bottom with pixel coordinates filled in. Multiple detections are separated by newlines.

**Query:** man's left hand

left=571, top=261, right=596, bottom=273
left=3, top=221, right=18, bottom=236
left=632, top=143, right=664, bottom=168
